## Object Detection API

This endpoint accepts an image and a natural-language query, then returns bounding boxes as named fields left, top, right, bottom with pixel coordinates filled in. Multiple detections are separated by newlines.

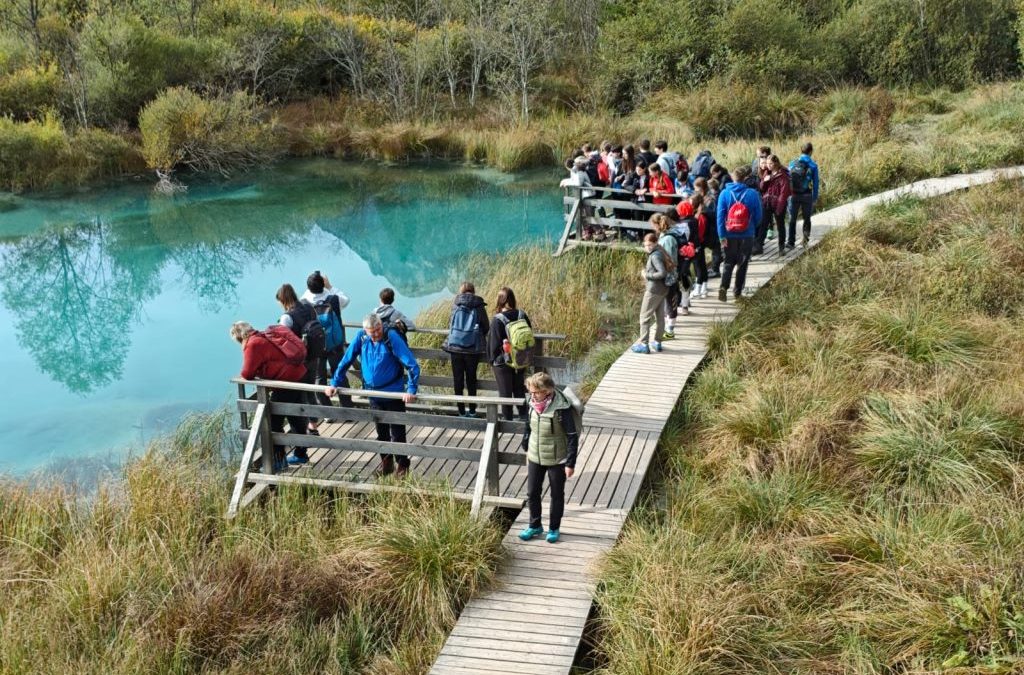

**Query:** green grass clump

left=0, top=410, right=503, bottom=674
left=592, top=180, right=1024, bottom=673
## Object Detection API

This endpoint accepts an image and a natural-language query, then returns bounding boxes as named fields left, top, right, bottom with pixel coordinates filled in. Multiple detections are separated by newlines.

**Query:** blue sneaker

left=652, top=342, right=663, bottom=352
left=630, top=343, right=650, bottom=354
left=546, top=529, right=560, bottom=543
left=287, top=453, right=309, bottom=465
left=519, top=526, right=544, bottom=541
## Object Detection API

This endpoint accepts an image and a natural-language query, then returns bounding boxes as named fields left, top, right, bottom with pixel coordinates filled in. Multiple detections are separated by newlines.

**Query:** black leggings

left=527, top=460, right=566, bottom=531
left=450, top=352, right=482, bottom=414
left=492, top=364, right=527, bottom=420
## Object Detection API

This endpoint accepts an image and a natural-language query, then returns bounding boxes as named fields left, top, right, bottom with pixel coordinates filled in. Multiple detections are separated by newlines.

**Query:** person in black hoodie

left=442, top=281, right=490, bottom=417
left=487, top=286, right=532, bottom=421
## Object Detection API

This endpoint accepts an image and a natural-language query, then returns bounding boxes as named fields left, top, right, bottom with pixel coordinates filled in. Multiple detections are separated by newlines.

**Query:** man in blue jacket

left=788, top=142, right=820, bottom=249
left=716, top=166, right=763, bottom=302
left=326, top=313, right=421, bottom=478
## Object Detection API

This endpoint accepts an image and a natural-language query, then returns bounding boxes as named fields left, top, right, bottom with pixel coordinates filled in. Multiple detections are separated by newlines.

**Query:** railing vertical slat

left=471, top=405, right=499, bottom=518
left=485, top=404, right=500, bottom=496
left=555, top=197, right=581, bottom=257
left=237, top=383, right=250, bottom=429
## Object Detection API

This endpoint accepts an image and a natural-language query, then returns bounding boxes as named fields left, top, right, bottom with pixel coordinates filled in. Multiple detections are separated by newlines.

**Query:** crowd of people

left=560, top=138, right=821, bottom=354
left=229, top=273, right=577, bottom=544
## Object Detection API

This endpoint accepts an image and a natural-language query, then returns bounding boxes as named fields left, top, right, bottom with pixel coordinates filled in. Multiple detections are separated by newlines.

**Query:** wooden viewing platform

left=228, top=166, right=1024, bottom=673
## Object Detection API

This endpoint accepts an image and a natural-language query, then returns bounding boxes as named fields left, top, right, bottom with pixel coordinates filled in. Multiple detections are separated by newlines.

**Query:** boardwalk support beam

left=227, top=402, right=265, bottom=519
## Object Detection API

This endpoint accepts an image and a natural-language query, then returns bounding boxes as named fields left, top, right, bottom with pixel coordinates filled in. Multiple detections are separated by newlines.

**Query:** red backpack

left=263, top=324, right=307, bottom=365
left=725, top=196, right=751, bottom=233
left=597, top=160, right=610, bottom=185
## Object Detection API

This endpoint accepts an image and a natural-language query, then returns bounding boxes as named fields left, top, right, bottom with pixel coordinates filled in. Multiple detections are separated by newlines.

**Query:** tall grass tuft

left=0, top=411, right=504, bottom=674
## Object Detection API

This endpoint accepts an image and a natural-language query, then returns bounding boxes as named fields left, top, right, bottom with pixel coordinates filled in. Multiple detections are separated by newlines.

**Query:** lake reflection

left=0, top=160, right=561, bottom=473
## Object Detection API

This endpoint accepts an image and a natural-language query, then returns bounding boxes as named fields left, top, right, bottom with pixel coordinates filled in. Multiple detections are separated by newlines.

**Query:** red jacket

left=649, top=173, right=674, bottom=205
left=240, top=332, right=307, bottom=382
left=761, top=169, right=792, bottom=215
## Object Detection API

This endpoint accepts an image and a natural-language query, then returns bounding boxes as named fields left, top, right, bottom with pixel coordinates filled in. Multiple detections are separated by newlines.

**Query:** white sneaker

left=699, top=283, right=709, bottom=299
left=690, top=286, right=701, bottom=299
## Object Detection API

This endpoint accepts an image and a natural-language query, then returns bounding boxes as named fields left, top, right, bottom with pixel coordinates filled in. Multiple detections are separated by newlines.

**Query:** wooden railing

left=341, top=323, right=569, bottom=393
left=228, top=379, right=537, bottom=519
left=556, top=183, right=686, bottom=256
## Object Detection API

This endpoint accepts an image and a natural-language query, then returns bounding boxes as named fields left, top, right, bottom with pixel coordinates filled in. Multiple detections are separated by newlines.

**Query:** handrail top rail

left=232, top=377, right=524, bottom=405
left=563, top=183, right=688, bottom=199
left=340, top=322, right=566, bottom=341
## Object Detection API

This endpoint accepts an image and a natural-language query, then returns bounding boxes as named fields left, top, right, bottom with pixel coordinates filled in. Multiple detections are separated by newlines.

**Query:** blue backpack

left=692, top=150, right=715, bottom=179
left=314, top=297, right=345, bottom=352
left=447, top=304, right=481, bottom=351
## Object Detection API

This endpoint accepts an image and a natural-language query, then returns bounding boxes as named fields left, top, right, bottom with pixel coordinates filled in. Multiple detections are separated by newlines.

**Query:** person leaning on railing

left=325, top=313, right=420, bottom=479
left=230, top=320, right=309, bottom=471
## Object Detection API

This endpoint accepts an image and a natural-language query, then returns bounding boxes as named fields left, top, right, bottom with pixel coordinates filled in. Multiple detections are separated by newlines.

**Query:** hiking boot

left=661, top=330, right=675, bottom=341
left=373, top=457, right=395, bottom=478
left=546, top=529, right=561, bottom=544
left=652, top=341, right=663, bottom=352
left=752, top=246, right=763, bottom=256
left=519, top=526, right=544, bottom=541
left=786, top=243, right=795, bottom=251
left=718, top=287, right=728, bottom=302
left=394, top=464, right=410, bottom=480
left=630, top=343, right=650, bottom=354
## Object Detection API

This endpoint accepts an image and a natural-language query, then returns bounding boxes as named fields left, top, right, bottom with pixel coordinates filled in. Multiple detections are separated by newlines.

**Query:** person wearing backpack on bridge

left=631, top=231, right=673, bottom=354
left=230, top=320, right=309, bottom=472
left=488, top=287, right=533, bottom=422
left=302, top=270, right=352, bottom=409
left=788, top=142, right=820, bottom=248
left=442, top=282, right=489, bottom=418
left=375, top=287, right=416, bottom=336
left=760, top=155, right=793, bottom=255
left=518, top=372, right=579, bottom=545
left=325, top=313, right=421, bottom=479
left=276, top=283, right=324, bottom=451
left=696, top=177, right=723, bottom=279
left=716, top=166, right=763, bottom=302
left=652, top=212, right=690, bottom=344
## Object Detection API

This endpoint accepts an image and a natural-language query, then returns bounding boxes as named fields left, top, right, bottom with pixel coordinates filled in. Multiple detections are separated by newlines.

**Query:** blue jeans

left=789, top=193, right=814, bottom=243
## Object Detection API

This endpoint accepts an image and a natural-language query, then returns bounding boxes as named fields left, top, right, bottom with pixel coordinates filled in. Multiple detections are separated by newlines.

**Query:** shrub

left=0, top=64, right=62, bottom=121
left=680, top=80, right=812, bottom=139
left=0, top=114, right=68, bottom=191
left=139, top=87, right=284, bottom=175
left=815, top=86, right=895, bottom=134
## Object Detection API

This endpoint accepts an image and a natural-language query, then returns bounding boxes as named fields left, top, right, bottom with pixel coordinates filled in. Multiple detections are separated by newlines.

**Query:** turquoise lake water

left=0, top=160, right=563, bottom=476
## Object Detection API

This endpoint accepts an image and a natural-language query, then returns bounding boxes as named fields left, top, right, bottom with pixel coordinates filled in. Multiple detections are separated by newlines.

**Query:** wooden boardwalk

left=430, top=166, right=1024, bottom=674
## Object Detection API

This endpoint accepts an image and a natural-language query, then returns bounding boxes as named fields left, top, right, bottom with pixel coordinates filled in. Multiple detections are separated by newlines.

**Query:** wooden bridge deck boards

left=431, top=168, right=1024, bottom=673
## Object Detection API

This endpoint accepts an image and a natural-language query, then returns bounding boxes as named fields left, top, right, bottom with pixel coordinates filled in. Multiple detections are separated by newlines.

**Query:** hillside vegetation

left=592, top=181, right=1024, bottom=673
left=1, top=0, right=1024, bottom=189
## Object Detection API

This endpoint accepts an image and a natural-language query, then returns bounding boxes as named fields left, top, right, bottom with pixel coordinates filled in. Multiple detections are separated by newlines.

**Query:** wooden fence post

left=485, top=404, right=500, bottom=496
left=471, top=404, right=499, bottom=518
left=257, top=385, right=275, bottom=475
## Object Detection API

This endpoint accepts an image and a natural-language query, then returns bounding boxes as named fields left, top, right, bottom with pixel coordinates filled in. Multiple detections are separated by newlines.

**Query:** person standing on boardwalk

left=443, top=281, right=489, bottom=418
left=631, top=232, right=672, bottom=354
left=302, top=270, right=352, bottom=409
left=230, top=320, right=309, bottom=470
left=276, top=283, right=323, bottom=442
left=788, top=142, right=820, bottom=248
left=488, top=287, right=532, bottom=422
left=518, top=372, right=579, bottom=545
left=325, top=313, right=420, bottom=479
left=761, top=155, right=793, bottom=254
left=716, top=166, right=762, bottom=302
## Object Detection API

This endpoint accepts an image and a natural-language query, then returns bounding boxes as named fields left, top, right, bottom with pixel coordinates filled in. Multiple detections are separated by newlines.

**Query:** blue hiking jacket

left=332, top=328, right=420, bottom=395
left=716, top=182, right=762, bottom=239
left=789, top=154, right=820, bottom=202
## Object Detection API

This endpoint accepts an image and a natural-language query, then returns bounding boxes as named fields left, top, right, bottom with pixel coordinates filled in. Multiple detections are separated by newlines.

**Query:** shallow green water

left=0, top=159, right=562, bottom=475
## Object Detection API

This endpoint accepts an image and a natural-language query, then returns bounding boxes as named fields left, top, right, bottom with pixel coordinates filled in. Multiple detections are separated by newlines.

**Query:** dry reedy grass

left=592, top=180, right=1024, bottom=674
left=0, top=410, right=503, bottom=674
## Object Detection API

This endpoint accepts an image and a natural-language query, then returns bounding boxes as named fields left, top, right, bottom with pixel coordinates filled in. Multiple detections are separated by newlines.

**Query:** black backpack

left=790, top=159, right=812, bottom=194
left=288, top=301, right=326, bottom=360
